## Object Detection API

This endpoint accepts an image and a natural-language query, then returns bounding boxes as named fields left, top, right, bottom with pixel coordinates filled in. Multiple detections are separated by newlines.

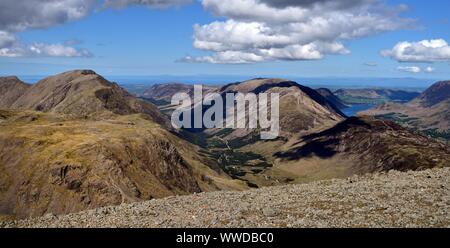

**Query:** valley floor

left=2, top=167, right=449, bottom=228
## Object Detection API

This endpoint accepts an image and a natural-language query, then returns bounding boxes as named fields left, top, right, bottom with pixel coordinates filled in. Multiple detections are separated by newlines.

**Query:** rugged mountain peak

left=0, top=76, right=28, bottom=88
left=220, top=78, right=345, bottom=118
left=4, top=70, right=168, bottom=127
left=0, top=76, right=21, bottom=81
left=0, top=76, right=31, bottom=108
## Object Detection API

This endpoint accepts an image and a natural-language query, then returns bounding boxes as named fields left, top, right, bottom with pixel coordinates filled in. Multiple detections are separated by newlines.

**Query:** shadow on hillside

left=274, top=138, right=339, bottom=160
left=275, top=117, right=372, bottom=160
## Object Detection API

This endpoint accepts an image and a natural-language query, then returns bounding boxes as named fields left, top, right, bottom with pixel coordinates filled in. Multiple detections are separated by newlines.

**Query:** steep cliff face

left=316, top=88, right=349, bottom=110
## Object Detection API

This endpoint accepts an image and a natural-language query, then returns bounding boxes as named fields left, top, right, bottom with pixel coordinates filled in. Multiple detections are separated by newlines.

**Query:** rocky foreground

left=2, top=168, right=450, bottom=228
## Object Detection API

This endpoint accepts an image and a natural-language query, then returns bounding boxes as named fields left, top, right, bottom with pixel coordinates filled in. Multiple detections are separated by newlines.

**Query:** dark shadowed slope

left=316, top=88, right=349, bottom=109
left=276, top=117, right=449, bottom=175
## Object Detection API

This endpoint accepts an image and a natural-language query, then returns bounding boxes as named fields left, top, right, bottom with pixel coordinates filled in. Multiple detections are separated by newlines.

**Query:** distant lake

left=342, top=104, right=377, bottom=117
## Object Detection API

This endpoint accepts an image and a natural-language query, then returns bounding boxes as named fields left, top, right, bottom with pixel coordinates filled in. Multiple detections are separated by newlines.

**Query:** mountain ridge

left=316, top=88, right=349, bottom=110
left=361, top=80, right=450, bottom=134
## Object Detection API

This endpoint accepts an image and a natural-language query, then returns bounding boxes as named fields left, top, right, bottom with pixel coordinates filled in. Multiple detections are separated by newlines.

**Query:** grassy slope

left=0, top=110, right=245, bottom=218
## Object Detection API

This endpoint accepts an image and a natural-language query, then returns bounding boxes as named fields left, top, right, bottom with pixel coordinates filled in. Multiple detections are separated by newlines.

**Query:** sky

left=0, top=0, right=449, bottom=81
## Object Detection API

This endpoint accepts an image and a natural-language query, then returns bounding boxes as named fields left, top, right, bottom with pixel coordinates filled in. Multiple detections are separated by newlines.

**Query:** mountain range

left=138, top=78, right=449, bottom=186
left=0, top=71, right=449, bottom=219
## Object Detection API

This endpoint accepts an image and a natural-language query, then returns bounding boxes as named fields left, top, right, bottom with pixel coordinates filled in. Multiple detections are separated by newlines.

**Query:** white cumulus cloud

left=0, top=31, right=16, bottom=48
left=0, top=0, right=191, bottom=58
left=397, top=66, right=421, bottom=73
left=0, top=0, right=97, bottom=58
left=180, top=51, right=265, bottom=64
left=0, top=0, right=96, bottom=32
left=0, top=37, right=92, bottom=58
left=0, top=30, right=92, bottom=58
left=182, top=0, right=413, bottom=63
left=424, top=66, right=435, bottom=73
left=104, top=0, right=191, bottom=8
left=259, top=0, right=375, bottom=9
left=382, top=39, right=450, bottom=62
left=396, top=65, right=436, bottom=74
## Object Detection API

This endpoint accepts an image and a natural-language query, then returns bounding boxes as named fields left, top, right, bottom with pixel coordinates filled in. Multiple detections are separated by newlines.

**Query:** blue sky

left=0, top=0, right=449, bottom=80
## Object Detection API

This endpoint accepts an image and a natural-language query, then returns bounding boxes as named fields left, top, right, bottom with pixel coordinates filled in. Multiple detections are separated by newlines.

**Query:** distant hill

left=334, top=88, right=420, bottom=105
left=361, top=81, right=450, bottom=139
left=139, top=83, right=219, bottom=117
left=316, top=88, right=349, bottom=109
left=141, top=83, right=193, bottom=105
